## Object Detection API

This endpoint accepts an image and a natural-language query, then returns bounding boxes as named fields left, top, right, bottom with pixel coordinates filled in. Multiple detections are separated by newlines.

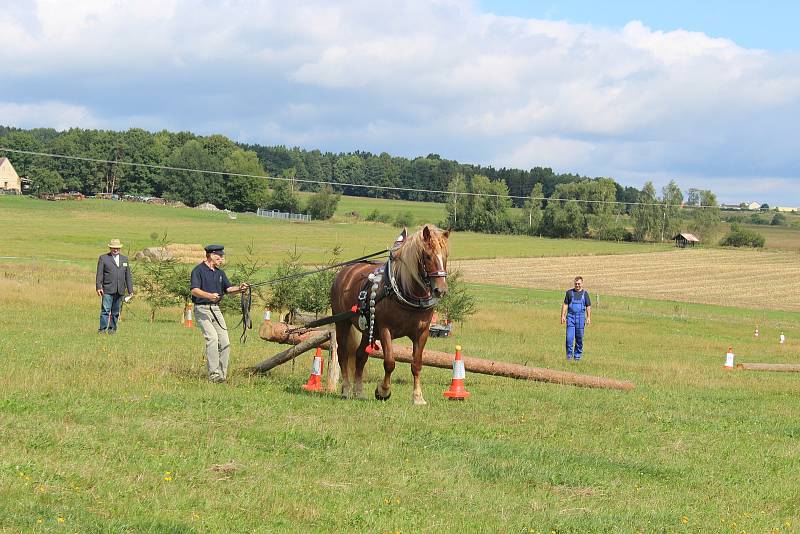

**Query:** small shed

left=674, top=233, right=700, bottom=248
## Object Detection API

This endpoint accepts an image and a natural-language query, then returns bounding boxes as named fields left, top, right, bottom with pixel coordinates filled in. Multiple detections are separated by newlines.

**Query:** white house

left=0, top=157, right=22, bottom=192
left=746, top=201, right=761, bottom=210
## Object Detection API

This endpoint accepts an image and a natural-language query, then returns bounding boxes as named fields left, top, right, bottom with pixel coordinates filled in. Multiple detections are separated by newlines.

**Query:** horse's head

left=394, top=225, right=451, bottom=300
left=420, top=225, right=450, bottom=299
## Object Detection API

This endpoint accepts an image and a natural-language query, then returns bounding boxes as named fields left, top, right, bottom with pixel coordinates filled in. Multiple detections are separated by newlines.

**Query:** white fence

left=256, top=208, right=310, bottom=222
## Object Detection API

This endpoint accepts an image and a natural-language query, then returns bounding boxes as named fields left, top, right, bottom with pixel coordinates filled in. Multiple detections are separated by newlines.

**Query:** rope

left=247, top=248, right=389, bottom=288
left=239, top=286, right=253, bottom=344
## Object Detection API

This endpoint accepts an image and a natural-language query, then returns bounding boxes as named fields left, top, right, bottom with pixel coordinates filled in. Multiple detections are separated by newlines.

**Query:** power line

left=0, top=146, right=712, bottom=209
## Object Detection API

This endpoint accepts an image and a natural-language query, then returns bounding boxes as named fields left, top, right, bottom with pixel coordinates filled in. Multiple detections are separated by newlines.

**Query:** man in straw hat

left=96, top=238, right=134, bottom=334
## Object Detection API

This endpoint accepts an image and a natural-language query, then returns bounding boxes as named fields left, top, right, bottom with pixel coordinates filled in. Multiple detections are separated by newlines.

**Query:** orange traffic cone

left=301, top=347, right=324, bottom=392
left=443, top=345, right=470, bottom=400
left=723, top=346, right=734, bottom=370
left=183, top=305, right=193, bottom=328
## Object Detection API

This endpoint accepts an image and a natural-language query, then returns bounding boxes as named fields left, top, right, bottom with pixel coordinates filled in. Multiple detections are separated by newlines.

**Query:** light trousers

left=195, top=304, right=230, bottom=381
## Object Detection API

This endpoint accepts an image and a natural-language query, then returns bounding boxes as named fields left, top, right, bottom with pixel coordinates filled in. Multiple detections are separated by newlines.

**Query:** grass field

left=0, top=196, right=670, bottom=268
left=2, top=197, right=800, bottom=532
left=719, top=222, right=800, bottom=251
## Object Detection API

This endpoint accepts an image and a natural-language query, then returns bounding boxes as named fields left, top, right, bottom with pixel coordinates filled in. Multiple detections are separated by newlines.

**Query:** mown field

left=454, top=248, right=800, bottom=312
left=2, top=197, right=800, bottom=532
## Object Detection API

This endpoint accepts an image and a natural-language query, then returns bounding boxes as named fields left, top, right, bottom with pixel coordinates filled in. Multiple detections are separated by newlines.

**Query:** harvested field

left=453, top=248, right=800, bottom=311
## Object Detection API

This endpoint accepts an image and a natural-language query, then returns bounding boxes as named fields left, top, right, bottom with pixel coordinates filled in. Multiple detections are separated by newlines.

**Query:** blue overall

left=565, top=290, right=587, bottom=360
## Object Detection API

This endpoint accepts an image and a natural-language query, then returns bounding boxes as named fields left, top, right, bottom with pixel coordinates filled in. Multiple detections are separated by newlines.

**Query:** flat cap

left=204, top=244, right=225, bottom=255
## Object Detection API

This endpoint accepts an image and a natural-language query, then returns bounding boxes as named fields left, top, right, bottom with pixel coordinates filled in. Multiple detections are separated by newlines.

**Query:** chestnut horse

left=330, top=225, right=450, bottom=405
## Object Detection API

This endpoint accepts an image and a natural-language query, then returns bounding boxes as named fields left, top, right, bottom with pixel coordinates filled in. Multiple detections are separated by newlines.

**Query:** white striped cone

left=302, top=347, right=324, bottom=391
left=723, top=347, right=734, bottom=370
left=444, top=345, right=470, bottom=399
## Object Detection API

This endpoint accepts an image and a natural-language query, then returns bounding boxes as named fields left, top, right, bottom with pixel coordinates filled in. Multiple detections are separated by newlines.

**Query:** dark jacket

left=96, top=253, right=133, bottom=295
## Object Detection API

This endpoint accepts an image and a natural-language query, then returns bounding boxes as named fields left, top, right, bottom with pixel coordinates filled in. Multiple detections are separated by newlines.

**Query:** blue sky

left=480, top=1, right=799, bottom=52
left=2, top=0, right=799, bottom=205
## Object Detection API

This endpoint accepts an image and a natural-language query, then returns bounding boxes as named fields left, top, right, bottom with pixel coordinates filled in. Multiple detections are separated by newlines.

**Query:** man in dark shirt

left=560, top=276, right=592, bottom=360
left=95, top=238, right=134, bottom=334
left=190, top=245, right=248, bottom=382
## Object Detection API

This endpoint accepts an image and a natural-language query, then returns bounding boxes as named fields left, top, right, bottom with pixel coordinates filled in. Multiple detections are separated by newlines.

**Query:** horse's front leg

left=375, top=327, right=394, bottom=400
left=411, top=332, right=429, bottom=406
left=353, top=337, right=370, bottom=400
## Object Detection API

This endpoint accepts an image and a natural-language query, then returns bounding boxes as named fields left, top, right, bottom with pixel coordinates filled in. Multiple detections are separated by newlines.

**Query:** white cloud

left=1, top=0, right=799, bottom=203
left=0, top=101, right=102, bottom=130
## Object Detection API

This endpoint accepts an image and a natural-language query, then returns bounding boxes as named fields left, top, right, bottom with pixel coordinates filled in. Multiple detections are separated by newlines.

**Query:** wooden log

left=368, top=347, right=634, bottom=391
left=248, top=330, right=330, bottom=374
left=258, top=323, right=634, bottom=391
left=736, top=363, right=800, bottom=372
left=259, top=320, right=331, bottom=349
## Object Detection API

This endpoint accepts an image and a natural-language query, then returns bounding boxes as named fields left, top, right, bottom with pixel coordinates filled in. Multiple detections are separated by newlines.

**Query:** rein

left=239, top=286, right=253, bottom=343
left=247, top=248, right=389, bottom=289
left=237, top=248, right=389, bottom=343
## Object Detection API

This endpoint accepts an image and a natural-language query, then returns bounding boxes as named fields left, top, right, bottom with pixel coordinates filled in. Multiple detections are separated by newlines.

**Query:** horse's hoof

left=375, top=388, right=391, bottom=401
left=413, top=398, right=427, bottom=406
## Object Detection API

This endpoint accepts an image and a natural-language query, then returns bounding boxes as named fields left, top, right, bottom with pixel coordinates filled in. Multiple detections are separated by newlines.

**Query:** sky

left=1, top=0, right=799, bottom=205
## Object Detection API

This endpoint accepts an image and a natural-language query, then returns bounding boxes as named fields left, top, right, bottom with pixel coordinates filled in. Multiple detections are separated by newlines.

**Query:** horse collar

left=387, top=254, right=439, bottom=310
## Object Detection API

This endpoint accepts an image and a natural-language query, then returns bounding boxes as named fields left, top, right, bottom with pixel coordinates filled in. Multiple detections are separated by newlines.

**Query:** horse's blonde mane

left=392, top=225, right=449, bottom=292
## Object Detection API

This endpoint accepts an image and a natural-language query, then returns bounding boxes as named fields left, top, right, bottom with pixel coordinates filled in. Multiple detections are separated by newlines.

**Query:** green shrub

left=393, top=211, right=414, bottom=228
left=719, top=224, right=765, bottom=248
left=771, top=213, right=787, bottom=226
left=435, top=269, right=477, bottom=325
left=365, top=209, right=391, bottom=224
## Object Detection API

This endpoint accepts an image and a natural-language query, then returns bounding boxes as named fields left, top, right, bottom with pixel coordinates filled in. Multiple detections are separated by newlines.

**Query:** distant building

left=0, top=157, right=22, bottom=193
left=746, top=202, right=761, bottom=210
left=674, top=233, right=700, bottom=248
left=776, top=207, right=798, bottom=213
left=721, top=204, right=741, bottom=210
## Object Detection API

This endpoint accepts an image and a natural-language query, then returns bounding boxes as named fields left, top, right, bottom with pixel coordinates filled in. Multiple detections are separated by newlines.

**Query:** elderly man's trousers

left=195, top=304, right=230, bottom=382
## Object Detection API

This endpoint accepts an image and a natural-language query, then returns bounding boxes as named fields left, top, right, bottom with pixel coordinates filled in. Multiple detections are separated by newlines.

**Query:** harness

left=288, top=248, right=448, bottom=345
left=385, top=252, right=445, bottom=309
left=248, top=234, right=448, bottom=350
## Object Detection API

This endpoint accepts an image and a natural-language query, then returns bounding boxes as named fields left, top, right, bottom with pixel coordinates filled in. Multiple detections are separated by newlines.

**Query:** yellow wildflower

left=57, top=517, right=65, bottom=523
left=681, top=516, right=688, bottom=524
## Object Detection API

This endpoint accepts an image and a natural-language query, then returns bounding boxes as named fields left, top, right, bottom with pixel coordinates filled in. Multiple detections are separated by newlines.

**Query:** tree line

left=0, top=125, right=620, bottom=206
left=0, top=125, right=720, bottom=241
left=444, top=173, right=721, bottom=242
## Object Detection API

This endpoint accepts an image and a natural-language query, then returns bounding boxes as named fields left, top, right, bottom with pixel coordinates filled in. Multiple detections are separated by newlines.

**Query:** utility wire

left=0, top=146, right=714, bottom=209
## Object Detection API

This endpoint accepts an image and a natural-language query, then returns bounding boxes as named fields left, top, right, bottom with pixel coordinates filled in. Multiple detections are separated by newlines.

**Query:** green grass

left=2, top=196, right=800, bottom=532
left=0, top=196, right=669, bottom=269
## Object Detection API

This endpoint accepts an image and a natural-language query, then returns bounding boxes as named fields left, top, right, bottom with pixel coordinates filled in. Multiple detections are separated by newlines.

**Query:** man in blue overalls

left=561, top=276, right=592, bottom=360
